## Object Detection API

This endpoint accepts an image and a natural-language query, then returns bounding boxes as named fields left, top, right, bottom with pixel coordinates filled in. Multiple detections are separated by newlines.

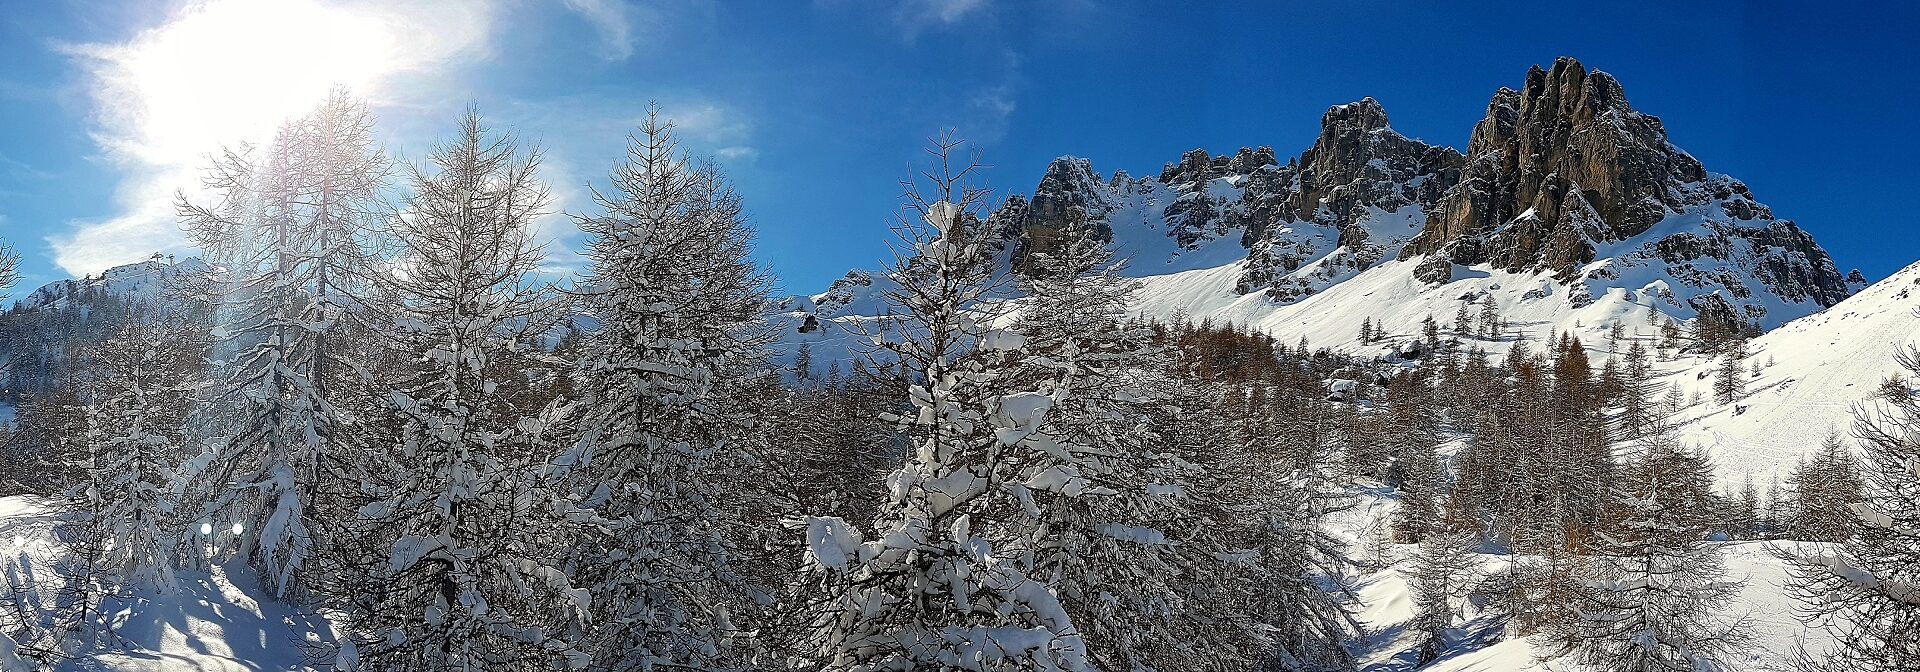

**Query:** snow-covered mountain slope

left=0, top=256, right=210, bottom=401
left=1657, top=260, right=1920, bottom=483
left=772, top=58, right=1863, bottom=377
left=12, top=255, right=207, bottom=313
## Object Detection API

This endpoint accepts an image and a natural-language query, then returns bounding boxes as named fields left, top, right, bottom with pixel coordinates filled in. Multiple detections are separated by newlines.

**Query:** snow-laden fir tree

left=1782, top=346, right=1920, bottom=671
left=336, top=110, right=588, bottom=670
left=1552, top=430, right=1751, bottom=672
left=798, top=136, right=1092, bottom=671
left=555, top=105, right=771, bottom=669
left=173, top=90, right=389, bottom=597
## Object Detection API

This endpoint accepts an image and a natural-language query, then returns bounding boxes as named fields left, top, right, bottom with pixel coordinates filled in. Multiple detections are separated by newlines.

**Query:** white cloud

left=51, top=0, right=499, bottom=276
left=715, top=146, right=758, bottom=163
left=964, top=85, right=1017, bottom=142
left=894, top=0, right=989, bottom=39
left=562, top=0, right=637, bottom=61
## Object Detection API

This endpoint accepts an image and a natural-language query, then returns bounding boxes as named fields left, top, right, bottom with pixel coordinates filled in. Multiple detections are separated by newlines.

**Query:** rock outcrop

left=1234, top=97, right=1463, bottom=300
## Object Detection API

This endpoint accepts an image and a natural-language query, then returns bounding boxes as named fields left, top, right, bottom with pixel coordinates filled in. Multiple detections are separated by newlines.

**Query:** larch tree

left=1782, top=347, right=1920, bottom=671
left=1554, top=433, right=1750, bottom=672
left=337, top=110, right=588, bottom=670
left=0, top=241, right=18, bottom=300
left=1785, top=432, right=1865, bottom=542
left=797, top=135, right=1093, bottom=671
left=1713, top=340, right=1748, bottom=405
left=556, top=105, right=771, bottom=669
left=1407, top=530, right=1480, bottom=666
left=57, top=315, right=208, bottom=648
left=999, top=216, right=1190, bottom=671
left=173, top=89, right=390, bottom=597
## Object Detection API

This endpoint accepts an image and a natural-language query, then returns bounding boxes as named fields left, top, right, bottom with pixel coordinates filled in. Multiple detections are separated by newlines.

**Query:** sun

left=93, top=0, right=404, bottom=164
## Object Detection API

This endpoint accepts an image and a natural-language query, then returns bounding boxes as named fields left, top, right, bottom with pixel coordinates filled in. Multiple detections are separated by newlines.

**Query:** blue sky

left=1, top=1, right=1915, bottom=296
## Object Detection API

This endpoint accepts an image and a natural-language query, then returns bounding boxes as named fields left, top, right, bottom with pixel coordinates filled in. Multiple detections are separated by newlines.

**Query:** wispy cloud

left=49, top=0, right=500, bottom=276
left=0, top=152, right=53, bottom=182
left=964, top=84, right=1018, bottom=143
left=562, top=0, right=637, bottom=61
left=894, top=0, right=989, bottom=39
left=715, top=146, right=759, bottom=165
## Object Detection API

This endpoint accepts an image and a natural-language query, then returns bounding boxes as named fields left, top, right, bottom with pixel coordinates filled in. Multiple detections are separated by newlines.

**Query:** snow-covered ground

left=0, top=496, right=337, bottom=671
left=1658, top=260, right=1920, bottom=485
left=1330, top=488, right=1839, bottom=672
left=0, top=480, right=1857, bottom=668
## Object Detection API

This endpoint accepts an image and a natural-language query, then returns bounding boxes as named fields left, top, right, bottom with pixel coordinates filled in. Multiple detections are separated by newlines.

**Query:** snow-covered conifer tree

left=996, top=216, right=1196, bottom=671
left=74, top=318, right=204, bottom=591
left=798, top=135, right=1092, bottom=671
left=174, top=90, right=390, bottom=597
left=337, top=110, right=588, bottom=669
left=1407, top=530, right=1480, bottom=666
left=1713, top=339, right=1748, bottom=405
left=557, top=105, right=771, bottom=669
left=1553, top=433, right=1750, bottom=672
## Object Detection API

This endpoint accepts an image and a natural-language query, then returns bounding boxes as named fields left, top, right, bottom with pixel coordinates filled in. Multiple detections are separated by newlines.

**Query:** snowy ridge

left=12, top=256, right=208, bottom=313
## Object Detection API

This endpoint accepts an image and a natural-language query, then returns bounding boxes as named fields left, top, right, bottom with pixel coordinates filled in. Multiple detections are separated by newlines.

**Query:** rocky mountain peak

left=1001, top=156, right=1116, bottom=273
left=1402, top=57, right=1849, bottom=323
left=1320, top=96, right=1391, bottom=134
left=1406, top=57, right=1708, bottom=272
left=1231, top=98, right=1463, bottom=299
left=962, top=57, right=1848, bottom=330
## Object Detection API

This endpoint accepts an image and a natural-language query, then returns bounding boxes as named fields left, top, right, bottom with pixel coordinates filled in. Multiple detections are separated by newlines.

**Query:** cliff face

left=1404, top=58, right=1705, bottom=271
